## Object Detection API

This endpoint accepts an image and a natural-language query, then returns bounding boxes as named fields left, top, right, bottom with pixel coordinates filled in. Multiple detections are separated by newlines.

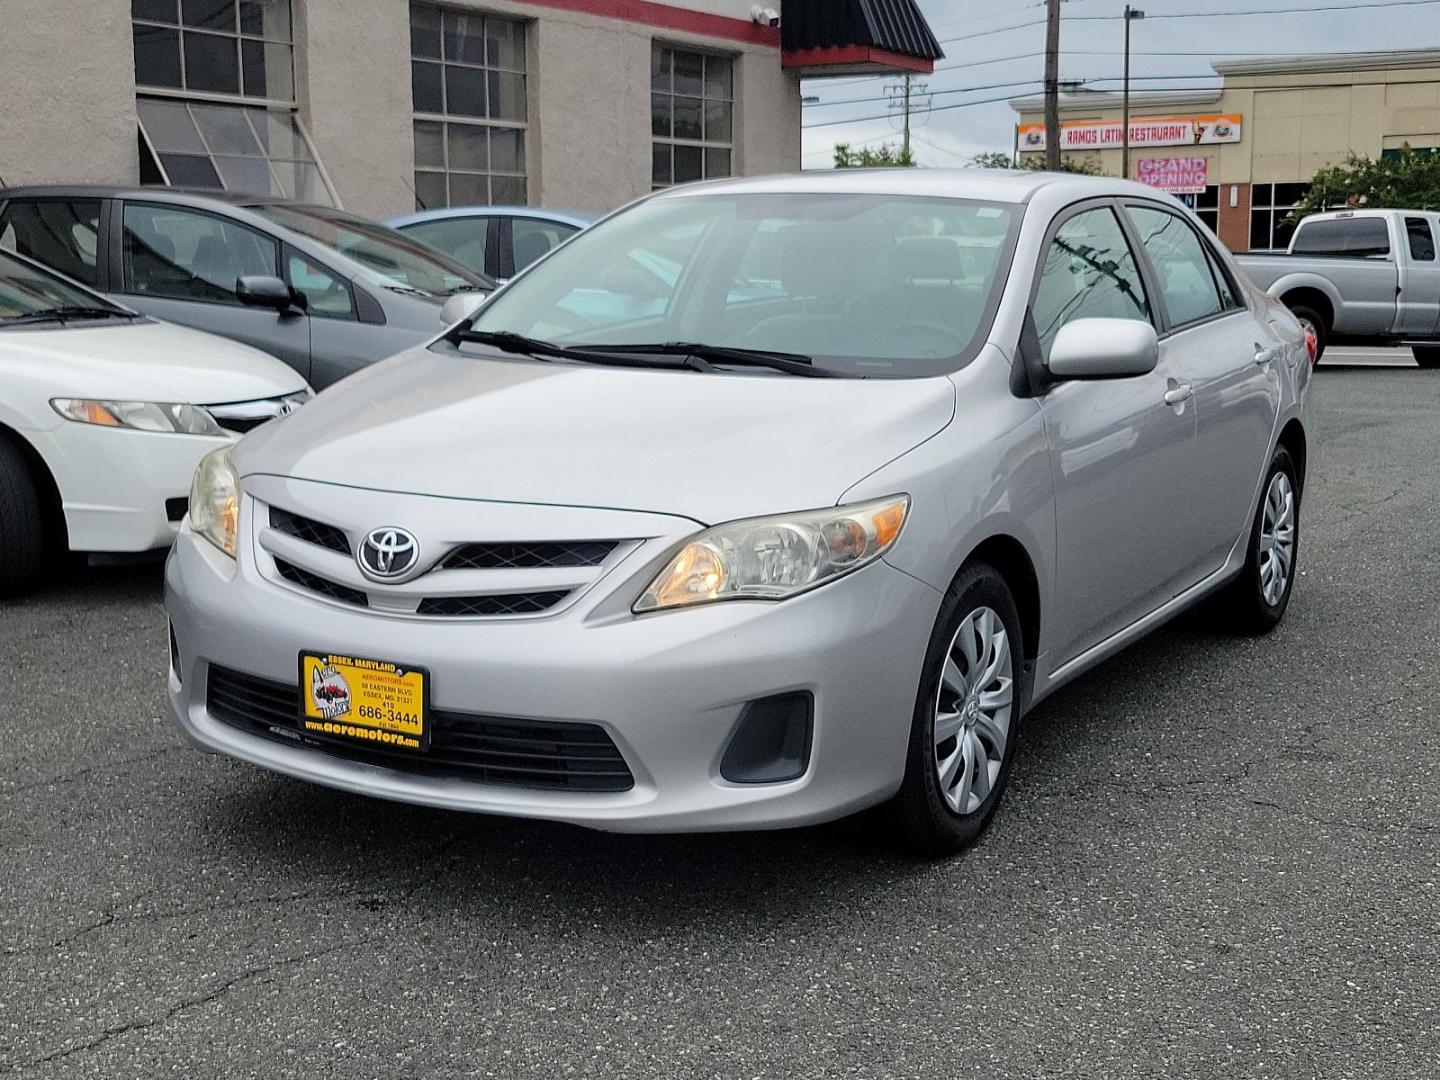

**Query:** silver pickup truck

left=1236, top=208, right=1440, bottom=367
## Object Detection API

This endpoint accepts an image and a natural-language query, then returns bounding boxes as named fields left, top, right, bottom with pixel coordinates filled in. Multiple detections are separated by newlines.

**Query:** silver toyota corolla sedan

left=165, top=170, right=1313, bottom=854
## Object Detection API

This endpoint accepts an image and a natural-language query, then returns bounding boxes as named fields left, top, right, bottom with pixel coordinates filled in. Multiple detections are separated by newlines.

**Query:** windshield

left=468, top=192, right=1020, bottom=376
left=250, top=205, right=492, bottom=297
left=0, top=250, right=122, bottom=319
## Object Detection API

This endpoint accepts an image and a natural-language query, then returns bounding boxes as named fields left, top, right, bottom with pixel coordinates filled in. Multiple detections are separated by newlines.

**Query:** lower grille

left=274, top=559, right=369, bottom=608
left=270, top=507, right=349, bottom=555
left=206, top=665, right=634, bottom=792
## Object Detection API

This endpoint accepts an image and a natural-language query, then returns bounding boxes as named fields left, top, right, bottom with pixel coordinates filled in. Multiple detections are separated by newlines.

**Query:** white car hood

left=233, top=347, right=956, bottom=523
left=3, top=319, right=306, bottom=404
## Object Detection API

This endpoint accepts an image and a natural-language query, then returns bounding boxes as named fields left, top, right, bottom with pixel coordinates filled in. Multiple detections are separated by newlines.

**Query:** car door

left=1124, top=202, right=1279, bottom=577
left=1034, top=202, right=1200, bottom=666
left=1396, top=215, right=1440, bottom=337
left=113, top=201, right=312, bottom=383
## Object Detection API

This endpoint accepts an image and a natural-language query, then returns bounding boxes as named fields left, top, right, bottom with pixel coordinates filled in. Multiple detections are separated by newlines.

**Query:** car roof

left=644, top=168, right=1165, bottom=206
left=0, top=183, right=305, bottom=208
left=386, top=205, right=600, bottom=229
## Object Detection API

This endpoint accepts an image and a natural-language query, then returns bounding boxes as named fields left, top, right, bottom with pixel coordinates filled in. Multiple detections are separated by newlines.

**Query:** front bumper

left=165, top=524, right=940, bottom=833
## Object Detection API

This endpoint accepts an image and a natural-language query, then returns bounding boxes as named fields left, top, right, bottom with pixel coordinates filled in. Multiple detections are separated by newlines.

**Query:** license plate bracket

left=298, top=651, right=430, bottom=752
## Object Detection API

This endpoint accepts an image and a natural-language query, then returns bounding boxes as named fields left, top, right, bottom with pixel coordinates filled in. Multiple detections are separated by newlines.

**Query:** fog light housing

left=719, top=692, right=813, bottom=784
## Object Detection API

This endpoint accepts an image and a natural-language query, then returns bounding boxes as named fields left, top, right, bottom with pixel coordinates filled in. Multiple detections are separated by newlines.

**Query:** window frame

left=1405, top=216, right=1436, bottom=262
left=1121, top=199, right=1250, bottom=335
left=117, top=198, right=281, bottom=307
left=409, top=4, right=530, bottom=210
left=650, top=42, right=735, bottom=190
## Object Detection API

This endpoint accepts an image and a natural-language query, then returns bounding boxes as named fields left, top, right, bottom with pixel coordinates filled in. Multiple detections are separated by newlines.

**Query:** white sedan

left=0, top=249, right=309, bottom=596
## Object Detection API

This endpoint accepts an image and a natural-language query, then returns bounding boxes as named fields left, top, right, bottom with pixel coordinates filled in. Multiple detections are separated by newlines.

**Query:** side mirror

left=1047, top=318, right=1159, bottom=380
left=440, top=290, right=489, bottom=325
left=237, top=275, right=303, bottom=313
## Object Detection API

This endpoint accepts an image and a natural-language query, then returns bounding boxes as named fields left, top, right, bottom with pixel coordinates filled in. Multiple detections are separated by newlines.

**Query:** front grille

left=417, top=591, right=569, bottom=617
left=443, top=541, right=616, bottom=570
left=215, top=416, right=267, bottom=434
left=269, top=507, right=350, bottom=555
left=207, top=665, right=634, bottom=792
left=274, top=558, right=369, bottom=607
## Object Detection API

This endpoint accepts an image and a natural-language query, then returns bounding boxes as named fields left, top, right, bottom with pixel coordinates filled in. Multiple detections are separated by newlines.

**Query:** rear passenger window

left=400, top=217, right=490, bottom=277
left=1291, top=217, right=1391, bottom=257
left=1033, top=206, right=1151, bottom=358
left=1406, top=217, right=1435, bottom=261
left=511, top=217, right=577, bottom=273
left=1205, top=246, right=1243, bottom=311
left=0, top=199, right=103, bottom=286
left=1126, top=205, right=1224, bottom=328
left=122, top=203, right=277, bottom=304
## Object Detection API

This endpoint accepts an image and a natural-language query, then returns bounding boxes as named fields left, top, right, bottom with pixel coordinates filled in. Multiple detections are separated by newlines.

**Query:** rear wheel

left=1288, top=304, right=1327, bottom=362
left=891, top=563, right=1024, bottom=856
left=0, top=436, right=45, bottom=598
left=1215, top=446, right=1299, bottom=635
left=1413, top=346, right=1440, bottom=369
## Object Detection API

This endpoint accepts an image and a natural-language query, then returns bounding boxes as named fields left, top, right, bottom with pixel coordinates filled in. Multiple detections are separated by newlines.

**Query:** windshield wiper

left=584, top=342, right=839, bottom=379
left=1, top=306, right=138, bottom=325
left=451, top=329, right=708, bottom=372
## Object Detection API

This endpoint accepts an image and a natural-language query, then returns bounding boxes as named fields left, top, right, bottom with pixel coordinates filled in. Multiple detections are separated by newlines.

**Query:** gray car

left=0, top=187, right=493, bottom=389
left=165, top=170, right=1313, bottom=854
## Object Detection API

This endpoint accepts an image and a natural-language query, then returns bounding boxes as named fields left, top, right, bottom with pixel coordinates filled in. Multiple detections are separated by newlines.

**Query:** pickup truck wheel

left=0, top=436, right=45, bottom=598
left=1288, top=304, right=1327, bottom=361
left=1413, top=346, right=1440, bottom=369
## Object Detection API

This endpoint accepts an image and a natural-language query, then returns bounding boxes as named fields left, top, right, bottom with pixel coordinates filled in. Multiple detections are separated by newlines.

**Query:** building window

left=1178, top=186, right=1219, bottom=234
left=132, top=0, right=295, bottom=101
left=1249, top=182, right=1310, bottom=252
left=651, top=45, right=732, bottom=189
left=410, top=4, right=528, bottom=209
left=132, top=0, right=333, bottom=203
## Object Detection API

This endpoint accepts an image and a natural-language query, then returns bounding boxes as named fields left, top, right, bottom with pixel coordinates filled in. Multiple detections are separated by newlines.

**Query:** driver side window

left=1033, top=206, right=1151, bottom=359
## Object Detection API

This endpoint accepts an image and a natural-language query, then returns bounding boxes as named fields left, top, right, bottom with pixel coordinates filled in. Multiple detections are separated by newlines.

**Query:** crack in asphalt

left=13, top=934, right=380, bottom=1073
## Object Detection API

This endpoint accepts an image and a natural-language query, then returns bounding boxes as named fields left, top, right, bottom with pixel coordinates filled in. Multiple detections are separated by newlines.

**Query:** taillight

left=1304, top=329, right=1318, bottom=365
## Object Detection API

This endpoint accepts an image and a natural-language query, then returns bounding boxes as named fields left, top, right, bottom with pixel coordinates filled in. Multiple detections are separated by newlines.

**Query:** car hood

left=232, top=347, right=956, bottom=523
left=2, top=318, right=307, bottom=403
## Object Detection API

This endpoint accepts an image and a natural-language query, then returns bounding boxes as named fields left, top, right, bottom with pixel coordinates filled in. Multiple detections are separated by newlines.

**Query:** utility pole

left=1122, top=5, right=1146, bottom=180
left=1043, top=0, right=1061, bottom=171
left=902, top=73, right=912, bottom=162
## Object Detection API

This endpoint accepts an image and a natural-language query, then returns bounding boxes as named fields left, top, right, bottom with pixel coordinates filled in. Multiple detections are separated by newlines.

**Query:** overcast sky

left=800, top=0, right=1440, bottom=168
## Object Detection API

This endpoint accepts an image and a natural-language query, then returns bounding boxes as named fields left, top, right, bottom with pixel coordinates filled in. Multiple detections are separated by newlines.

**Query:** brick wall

left=1217, top=182, right=1252, bottom=253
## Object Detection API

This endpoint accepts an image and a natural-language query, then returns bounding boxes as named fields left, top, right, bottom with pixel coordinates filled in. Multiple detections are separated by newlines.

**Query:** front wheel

left=0, top=436, right=45, bottom=598
left=1288, top=304, right=1327, bottom=362
left=1413, top=346, right=1440, bottom=369
left=890, top=563, right=1025, bottom=856
left=1215, top=446, right=1299, bottom=634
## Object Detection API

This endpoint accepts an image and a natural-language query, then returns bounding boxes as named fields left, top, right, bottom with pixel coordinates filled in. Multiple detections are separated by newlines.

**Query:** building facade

left=0, top=0, right=939, bottom=221
left=1011, top=50, right=1440, bottom=252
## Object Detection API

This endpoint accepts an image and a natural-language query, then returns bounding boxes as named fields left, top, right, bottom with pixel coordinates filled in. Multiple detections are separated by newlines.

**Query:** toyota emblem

left=358, top=527, right=420, bottom=580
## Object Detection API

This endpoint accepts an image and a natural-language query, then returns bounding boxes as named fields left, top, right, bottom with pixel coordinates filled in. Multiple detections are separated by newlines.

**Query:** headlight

left=189, top=447, right=240, bottom=558
left=635, top=495, right=909, bottom=613
left=52, top=398, right=224, bottom=436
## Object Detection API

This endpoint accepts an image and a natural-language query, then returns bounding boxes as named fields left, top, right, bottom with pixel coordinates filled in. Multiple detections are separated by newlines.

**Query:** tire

left=1215, top=446, right=1299, bottom=635
left=1413, top=346, right=1440, bottom=369
left=890, top=563, right=1026, bottom=856
left=0, top=435, right=45, bottom=598
left=1287, top=303, right=1327, bottom=362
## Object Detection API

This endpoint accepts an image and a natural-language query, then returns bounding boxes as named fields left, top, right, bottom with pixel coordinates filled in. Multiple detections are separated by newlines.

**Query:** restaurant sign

left=1137, top=156, right=1209, bottom=194
left=1018, top=114, right=1241, bottom=152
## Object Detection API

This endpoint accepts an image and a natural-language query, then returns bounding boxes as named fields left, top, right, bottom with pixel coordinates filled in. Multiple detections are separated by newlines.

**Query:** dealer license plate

left=298, top=652, right=429, bottom=751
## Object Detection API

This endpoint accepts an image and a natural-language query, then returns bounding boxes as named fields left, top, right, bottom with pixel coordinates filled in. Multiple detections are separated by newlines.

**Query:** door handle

left=1163, top=381, right=1193, bottom=406
left=1255, top=342, right=1282, bottom=366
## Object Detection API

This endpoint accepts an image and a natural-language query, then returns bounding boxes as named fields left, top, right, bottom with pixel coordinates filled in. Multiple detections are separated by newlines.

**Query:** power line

left=805, top=71, right=1223, bottom=109
left=1063, top=0, right=1440, bottom=17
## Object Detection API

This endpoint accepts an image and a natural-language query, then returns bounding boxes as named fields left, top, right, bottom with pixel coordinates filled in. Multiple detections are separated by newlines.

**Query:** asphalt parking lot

left=3, top=356, right=1438, bottom=1078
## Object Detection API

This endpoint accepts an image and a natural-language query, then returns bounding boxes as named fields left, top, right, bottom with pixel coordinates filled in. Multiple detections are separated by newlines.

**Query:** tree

left=1290, top=147, right=1440, bottom=219
left=970, top=150, right=1104, bottom=175
left=833, top=142, right=915, bottom=168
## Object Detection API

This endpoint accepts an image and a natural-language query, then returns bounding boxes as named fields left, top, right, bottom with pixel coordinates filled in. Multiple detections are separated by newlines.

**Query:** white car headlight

left=51, top=398, right=224, bottom=437
left=189, top=447, right=240, bottom=559
left=635, top=495, right=910, bottom=613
